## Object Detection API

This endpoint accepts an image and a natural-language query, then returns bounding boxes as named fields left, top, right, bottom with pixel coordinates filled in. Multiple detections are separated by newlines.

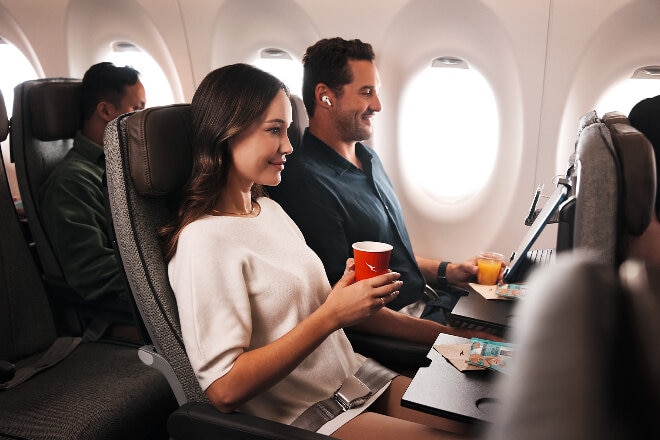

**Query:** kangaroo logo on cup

left=352, top=241, right=393, bottom=281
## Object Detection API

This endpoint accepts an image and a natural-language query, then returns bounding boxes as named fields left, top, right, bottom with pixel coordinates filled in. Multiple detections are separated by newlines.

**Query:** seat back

left=10, top=78, right=82, bottom=285
left=571, top=110, right=656, bottom=265
left=104, top=103, right=206, bottom=404
left=488, top=254, right=660, bottom=440
left=0, top=92, right=58, bottom=362
left=287, top=94, right=308, bottom=149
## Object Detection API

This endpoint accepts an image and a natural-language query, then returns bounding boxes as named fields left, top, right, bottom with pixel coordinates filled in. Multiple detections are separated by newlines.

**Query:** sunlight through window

left=595, top=73, right=660, bottom=116
left=253, top=48, right=303, bottom=98
left=0, top=38, right=38, bottom=117
left=108, top=42, right=174, bottom=107
left=399, top=61, right=499, bottom=205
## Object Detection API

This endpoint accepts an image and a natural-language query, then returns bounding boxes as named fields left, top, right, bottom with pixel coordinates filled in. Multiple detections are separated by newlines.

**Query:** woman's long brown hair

left=159, top=63, right=289, bottom=261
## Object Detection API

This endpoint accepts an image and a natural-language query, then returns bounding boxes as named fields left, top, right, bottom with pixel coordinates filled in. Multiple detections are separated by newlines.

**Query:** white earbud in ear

left=322, top=96, right=332, bottom=106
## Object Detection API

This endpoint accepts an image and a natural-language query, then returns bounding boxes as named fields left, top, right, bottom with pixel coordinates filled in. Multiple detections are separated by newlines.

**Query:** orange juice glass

left=477, top=252, right=504, bottom=285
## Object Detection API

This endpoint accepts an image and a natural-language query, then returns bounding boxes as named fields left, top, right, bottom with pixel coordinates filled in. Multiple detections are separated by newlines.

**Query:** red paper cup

left=352, top=241, right=393, bottom=281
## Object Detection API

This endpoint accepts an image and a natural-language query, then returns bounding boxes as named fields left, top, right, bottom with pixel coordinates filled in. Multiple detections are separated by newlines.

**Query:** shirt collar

left=74, top=131, right=105, bottom=165
left=302, top=128, right=373, bottom=176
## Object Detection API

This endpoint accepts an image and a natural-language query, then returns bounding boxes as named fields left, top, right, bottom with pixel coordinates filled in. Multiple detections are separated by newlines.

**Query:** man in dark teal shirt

left=39, top=63, right=145, bottom=314
left=270, top=38, right=491, bottom=327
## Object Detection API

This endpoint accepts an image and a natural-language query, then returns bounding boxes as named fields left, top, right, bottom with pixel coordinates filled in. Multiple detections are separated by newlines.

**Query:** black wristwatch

left=436, top=261, right=451, bottom=287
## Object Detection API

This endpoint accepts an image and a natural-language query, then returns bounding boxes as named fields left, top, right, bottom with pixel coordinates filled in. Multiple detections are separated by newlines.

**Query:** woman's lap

left=331, top=376, right=473, bottom=440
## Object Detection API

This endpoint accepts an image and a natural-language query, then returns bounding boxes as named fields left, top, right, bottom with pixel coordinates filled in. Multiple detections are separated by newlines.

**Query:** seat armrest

left=0, top=360, right=16, bottom=383
left=344, top=330, right=431, bottom=371
left=138, top=345, right=188, bottom=406
left=168, top=402, right=334, bottom=440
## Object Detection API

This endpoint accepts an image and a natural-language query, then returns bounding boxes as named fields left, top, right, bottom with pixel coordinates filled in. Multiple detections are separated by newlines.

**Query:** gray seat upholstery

left=571, top=110, right=656, bottom=265
left=104, top=102, right=333, bottom=440
left=0, top=90, right=177, bottom=440
left=10, top=78, right=135, bottom=334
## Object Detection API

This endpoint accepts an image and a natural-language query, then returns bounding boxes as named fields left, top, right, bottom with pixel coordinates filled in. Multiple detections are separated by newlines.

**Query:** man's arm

left=416, top=255, right=480, bottom=289
left=351, top=305, right=505, bottom=344
left=40, top=174, right=128, bottom=302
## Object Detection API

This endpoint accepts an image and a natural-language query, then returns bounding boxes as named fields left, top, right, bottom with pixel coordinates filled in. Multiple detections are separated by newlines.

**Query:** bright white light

left=108, top=47, right=175, bottom=107
left=400, top=66, right=499, bottom=204
left=595, top=78, right=660, bottom=116
left=0, top=41, right=38, bottom=117
left=254, top=56, right=303, bottom=98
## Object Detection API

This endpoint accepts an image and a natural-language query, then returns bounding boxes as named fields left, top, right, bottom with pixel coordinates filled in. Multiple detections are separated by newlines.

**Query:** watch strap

left=436, top=261, right=451, bottom=287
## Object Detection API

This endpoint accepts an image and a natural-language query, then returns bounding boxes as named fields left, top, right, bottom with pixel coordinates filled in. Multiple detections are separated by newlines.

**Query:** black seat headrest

left=0, top=90, right=8, bottom=142
left=124, top=104, right=192, bottom=197
left=607, top=122, right=657, bottom=236
left=27, top=80, right=82, bottom=141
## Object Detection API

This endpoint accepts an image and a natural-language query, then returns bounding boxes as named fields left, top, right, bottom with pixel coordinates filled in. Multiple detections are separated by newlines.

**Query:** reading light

left=260, top=48, right=292, bottom=60
left=432, top=56, right=469, bottom=69
left=113, top=41, right=139, bottom=52
left=631, top=65, right=660, bottom=79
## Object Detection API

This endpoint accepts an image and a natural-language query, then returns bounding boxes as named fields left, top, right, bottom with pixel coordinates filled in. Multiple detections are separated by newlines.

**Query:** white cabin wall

left=542, top=0, right=660, bottom=179
left=1, top=0, right=658, bottom=265
left=377, top=0, right=551, bottom=262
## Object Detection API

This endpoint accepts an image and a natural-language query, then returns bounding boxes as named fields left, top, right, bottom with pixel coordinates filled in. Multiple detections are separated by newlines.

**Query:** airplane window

left=0, top=37, right=38, bottom=202
left=253, top=48, right=303, bottom=97
left=399, top=59, right=499, bottom=205
left=595, top=66, right=660, bottom=116
left=0, top=37, right=39, bottom=118
left=107, top=42, right=175, bottom=107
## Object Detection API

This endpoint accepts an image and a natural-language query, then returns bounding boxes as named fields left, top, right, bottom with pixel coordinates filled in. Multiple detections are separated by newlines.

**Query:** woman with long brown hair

left=161, top=63, right=470, bottom=439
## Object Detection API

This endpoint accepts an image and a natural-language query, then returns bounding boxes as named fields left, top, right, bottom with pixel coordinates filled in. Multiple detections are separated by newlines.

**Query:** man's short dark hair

left=80, top=62, right=140, bottom=121
left=301, top=38, right=375, bottom=117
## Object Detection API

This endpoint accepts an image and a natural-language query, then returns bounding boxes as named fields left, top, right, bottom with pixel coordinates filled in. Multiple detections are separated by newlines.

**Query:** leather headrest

left=125, top=104, right=192, bottom=196
left=287, top=95, right=308, bottom=150
left=602, top=111, right=629, bottom=128
left=28, top=80, right=82, bottom=141
left=0, top=90, right=8, bottom=142
left=608, top=122, right=657, bottom=236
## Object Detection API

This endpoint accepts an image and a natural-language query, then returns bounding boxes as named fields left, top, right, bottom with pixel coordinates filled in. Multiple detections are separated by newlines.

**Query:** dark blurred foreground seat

left=486, top=111, right=658, bottom=440
left=103, top=100, right=429, bottom=440
left=0, top=90, right=177, bottom=439
left=10, top=78, right=137, bottom=337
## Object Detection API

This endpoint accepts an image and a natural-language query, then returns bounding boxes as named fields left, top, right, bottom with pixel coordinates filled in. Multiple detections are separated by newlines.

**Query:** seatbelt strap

left=0, top=336, right=82, bottom=390
left=291, top=359, right=397, bottom=432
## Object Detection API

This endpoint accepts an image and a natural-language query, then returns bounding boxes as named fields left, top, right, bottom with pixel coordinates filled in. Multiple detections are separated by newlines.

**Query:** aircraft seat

left=287, top=94, right=308, bottom=149
left=487, top=111, right=658, bottom=440
left=0, top=90, right=177, bottom=440
left=10, top=78, right=135, bottom=335
left=103, top=99, right=428, bottom=439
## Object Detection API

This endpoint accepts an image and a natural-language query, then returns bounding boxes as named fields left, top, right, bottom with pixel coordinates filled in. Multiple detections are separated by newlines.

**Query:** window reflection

left=399, top=61, right=499, bottom=205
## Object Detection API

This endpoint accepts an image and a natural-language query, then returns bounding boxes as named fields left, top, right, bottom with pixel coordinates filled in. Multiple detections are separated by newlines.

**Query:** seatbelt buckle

left=333, top=375, right=372, bottom=411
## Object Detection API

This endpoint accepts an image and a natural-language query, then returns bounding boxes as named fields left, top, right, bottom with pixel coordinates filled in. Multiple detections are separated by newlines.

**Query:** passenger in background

left=38, top=62, right=146, bottom=338
left=161, top=63, right=473, bottom=439
left=269, top=37, right=500, bottom=327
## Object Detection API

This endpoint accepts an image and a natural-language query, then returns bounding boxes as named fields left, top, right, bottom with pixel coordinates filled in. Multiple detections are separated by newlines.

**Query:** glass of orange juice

left=477, top=252, right=504, bottom=285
